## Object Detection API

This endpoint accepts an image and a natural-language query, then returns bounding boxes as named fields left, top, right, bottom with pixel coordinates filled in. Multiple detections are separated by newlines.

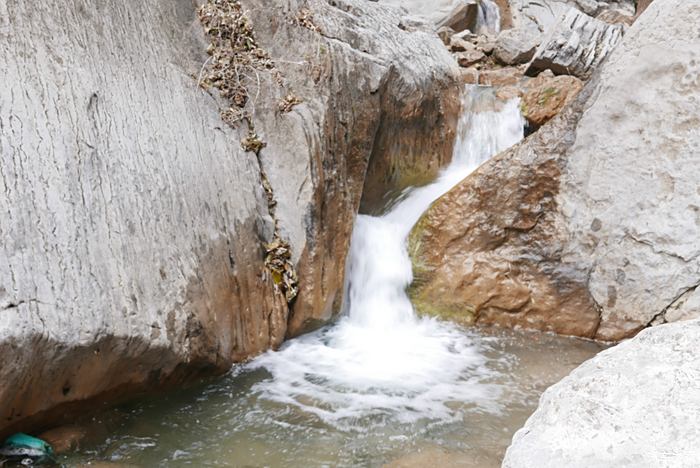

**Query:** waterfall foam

left=477, top=0, right=502, bottom=35
left=247, top=88, right=525, bottom=429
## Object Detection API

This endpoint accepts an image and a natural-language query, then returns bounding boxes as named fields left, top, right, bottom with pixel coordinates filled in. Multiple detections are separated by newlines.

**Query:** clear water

left=62, top=329, right=604, bottom=467
left=61, top=89, right=605, bottom=467
left=244, top=91, right=525, bottom=430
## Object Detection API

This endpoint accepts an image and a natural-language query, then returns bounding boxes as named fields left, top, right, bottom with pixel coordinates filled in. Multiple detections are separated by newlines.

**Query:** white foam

left=247, top=88, right=524, bottom=429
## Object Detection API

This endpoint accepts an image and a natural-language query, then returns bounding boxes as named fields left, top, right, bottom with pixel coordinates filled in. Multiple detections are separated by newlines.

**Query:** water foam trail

left=247, top=88, right=524, bottom=429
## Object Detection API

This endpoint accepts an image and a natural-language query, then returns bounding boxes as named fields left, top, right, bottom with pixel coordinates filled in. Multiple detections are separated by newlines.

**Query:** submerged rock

left=38, top=426, right=86, bottom=454
left=504, top=319, right=700, bottom=467
left=0, top=0, right=459, bottom=436
left=409, top=0, right=700, bottom=340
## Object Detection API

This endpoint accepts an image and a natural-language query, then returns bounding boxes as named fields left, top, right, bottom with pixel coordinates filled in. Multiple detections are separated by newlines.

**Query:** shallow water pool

left=62, top=328, right=604, bottom=468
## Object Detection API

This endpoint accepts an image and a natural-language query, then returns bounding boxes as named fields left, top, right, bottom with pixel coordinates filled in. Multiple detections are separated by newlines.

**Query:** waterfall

left=247, top=87, right=524, bottom=429
left=476, top=0, right=502, bottom=35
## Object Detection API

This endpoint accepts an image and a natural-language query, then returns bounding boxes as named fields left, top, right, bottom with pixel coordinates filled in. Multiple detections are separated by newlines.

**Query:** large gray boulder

left=526, top=8, right=624, bottom=78
left=493, top=27, right=539, bottom=65
left=409, top=0, right=700, bottom=340
left=490, top=0, right=632, bottom=68
left=0, top=0, right=459, bottom=435
left=503, top=319, right=700, bottom=467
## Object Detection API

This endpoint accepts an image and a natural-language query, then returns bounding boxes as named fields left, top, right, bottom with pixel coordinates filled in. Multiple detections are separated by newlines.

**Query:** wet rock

left=38, top=426, right=86, bottom=454
left=504, top=319, right=700, bottom=467
left=493, top=28, right=539, bottom=65
left=435, top=0, right=480, bottom=33
left=409, top=0, right=700, bottom=340
left=520, top=71, right=583, bottom=127
left=526, top=8, right=624, bottom=79
left=0, top=0, right=459, bottom=436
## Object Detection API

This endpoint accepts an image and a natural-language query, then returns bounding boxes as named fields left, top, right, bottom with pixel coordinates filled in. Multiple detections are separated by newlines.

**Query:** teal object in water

left=0, top=432, right=54, bottom=460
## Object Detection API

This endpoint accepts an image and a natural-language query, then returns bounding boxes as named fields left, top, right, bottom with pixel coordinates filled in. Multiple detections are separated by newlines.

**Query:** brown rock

left=495, top=85, right=522, bottom=101
left=491, top=0, right=513, bottom=30
left=635, top=0, right=654, bottom=19
left=520, top=71, right=583, bottom=128
left=597, top=9, right=634, bottom=26
left=39, top=425, right=87, bottom=454
left=410, top=0, right=700, bottom=342
left=436, top=0, right=479, bottom=33
left=460, top=67, right=480, bottom=84
left=478, top=66, right=524, bottom=87
left=408, top=84, right=602, bottom=339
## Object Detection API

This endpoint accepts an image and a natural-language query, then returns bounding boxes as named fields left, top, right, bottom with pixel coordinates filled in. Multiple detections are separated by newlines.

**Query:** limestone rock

left=521, top=71, right=583, bottom=127
left=409, top=0, right=700, bottom=340
left=450, top=38, right=473, bottom=52
left=596, top=8, right=634, bottom=25
left=0, top=0, right=459, bottom=436
left=526, top=8, right=624, bottom=79
left=493, top=28, right=539, bottom=65
left=456, top=49, right=487, bottom=67
left=504, top=319, right=700, bottom=467
left=436, top=0, right=480, bottom=33
left=474, top=34, right=497, bottom=55
left=379, top=0, right=457, bottom=24
left=635, top=0, right=654, bottom=18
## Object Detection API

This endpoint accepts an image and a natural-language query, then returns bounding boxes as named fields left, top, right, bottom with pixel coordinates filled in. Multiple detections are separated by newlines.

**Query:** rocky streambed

left=2, top=0, right=700, bottom=466
left=58, top=329, right=604, bottom=467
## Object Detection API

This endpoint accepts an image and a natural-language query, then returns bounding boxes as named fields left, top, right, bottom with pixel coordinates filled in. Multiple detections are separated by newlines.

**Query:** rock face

left=493, top=28, right=539, bottom=65
left=436, top=1, right=480, bottom=33
left=503, top=319, right=700, bottom=467
left=520, top=71, right=583, bottom=128
left=379, top=0, right=457, bottom=23
left=526, top=8, right=624, bottom=79
left=0, top=0, right=459, bottom=436
left=409, top=0, right=700, bottom=340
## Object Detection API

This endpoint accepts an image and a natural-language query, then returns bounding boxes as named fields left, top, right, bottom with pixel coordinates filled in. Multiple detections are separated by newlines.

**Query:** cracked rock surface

left=408, top=0, right=700, bottom=341
left=0, top=0, right=459, bottom=435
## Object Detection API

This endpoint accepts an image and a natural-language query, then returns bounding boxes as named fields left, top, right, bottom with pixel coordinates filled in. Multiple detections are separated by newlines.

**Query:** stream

left=62, top=88, right=606, bottom=467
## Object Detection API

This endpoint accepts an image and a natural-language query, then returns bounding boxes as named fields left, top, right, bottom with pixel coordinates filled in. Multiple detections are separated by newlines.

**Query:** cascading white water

left=247, top=87, right=524, bottom=429
left=476, top=0, right=502, bottom=35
